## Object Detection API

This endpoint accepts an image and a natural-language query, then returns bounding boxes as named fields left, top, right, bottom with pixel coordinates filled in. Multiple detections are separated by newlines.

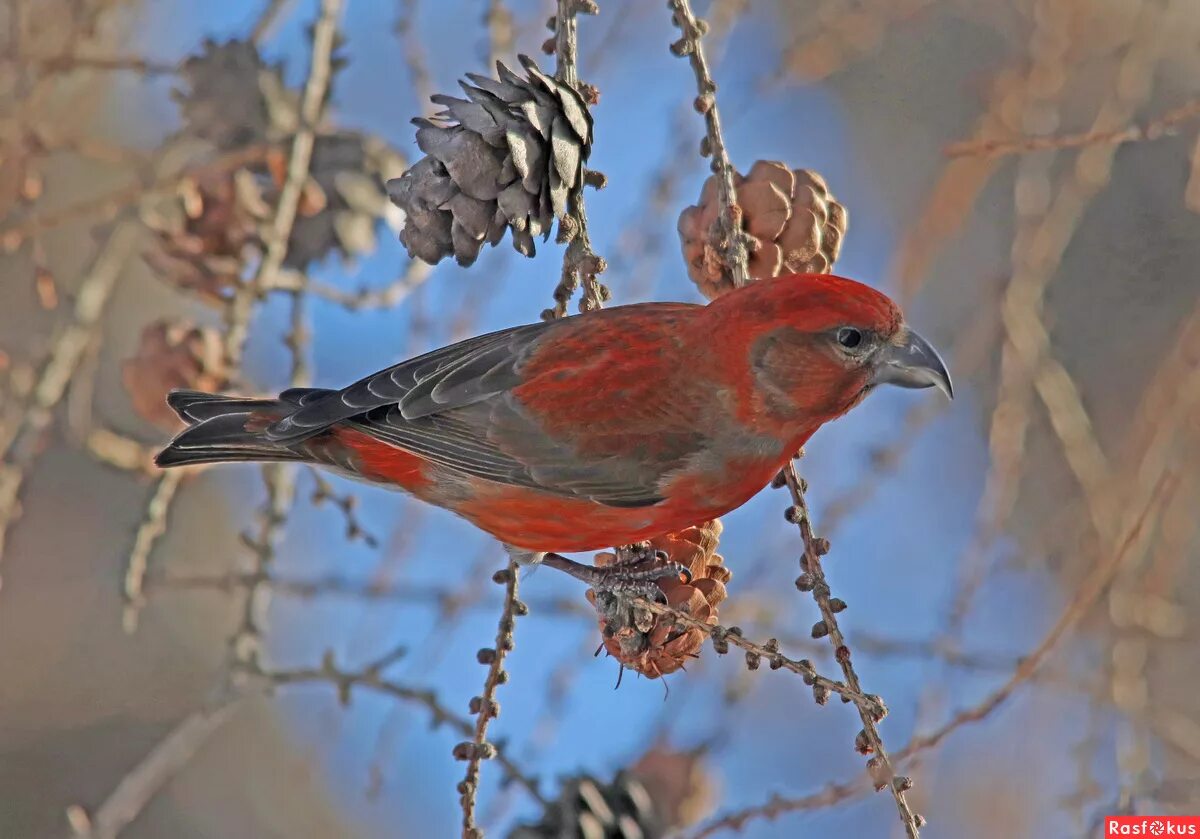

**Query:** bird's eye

left=836, top=327, right=863, bottom=350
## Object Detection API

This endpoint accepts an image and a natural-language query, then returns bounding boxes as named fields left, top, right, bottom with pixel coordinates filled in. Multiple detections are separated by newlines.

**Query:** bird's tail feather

left=154, top=389, right=314, bottom=469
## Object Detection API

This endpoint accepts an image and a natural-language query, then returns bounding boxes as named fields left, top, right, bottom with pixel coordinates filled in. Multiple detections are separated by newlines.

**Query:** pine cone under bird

left=587, top=521, right=730, bottom=680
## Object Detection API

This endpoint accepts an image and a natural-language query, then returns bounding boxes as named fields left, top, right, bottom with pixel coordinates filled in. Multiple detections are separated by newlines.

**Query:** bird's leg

left=539, top=552, right=691, bottom=603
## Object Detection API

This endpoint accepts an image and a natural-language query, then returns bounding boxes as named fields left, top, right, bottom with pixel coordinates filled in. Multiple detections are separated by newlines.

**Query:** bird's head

left=710, top=273, right=952, bottom=424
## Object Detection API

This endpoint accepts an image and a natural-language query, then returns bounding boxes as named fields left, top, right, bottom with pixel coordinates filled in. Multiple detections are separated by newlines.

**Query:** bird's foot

left=610, top=541, right=670, bottom=568
left=540, top=552, right=691, bottom=604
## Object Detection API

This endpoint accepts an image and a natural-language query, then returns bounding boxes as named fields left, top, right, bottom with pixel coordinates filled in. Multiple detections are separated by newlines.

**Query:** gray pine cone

left=173, top=39, right=300, bottom=150
left=387, top=54, right=593, bottom=267
left=506, top=773, right=663, bottom=839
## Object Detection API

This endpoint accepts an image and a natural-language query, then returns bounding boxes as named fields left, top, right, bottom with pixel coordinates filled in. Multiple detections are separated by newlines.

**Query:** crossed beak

left=872, top=326, right=954, bottom=400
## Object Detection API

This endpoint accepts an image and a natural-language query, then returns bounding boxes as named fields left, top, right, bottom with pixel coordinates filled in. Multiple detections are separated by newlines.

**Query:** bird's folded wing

left=268, top=303, right=709, bottom=507
left=347, top=398, right=684, bottom=507
left=265, top=319, right=554, bottom=441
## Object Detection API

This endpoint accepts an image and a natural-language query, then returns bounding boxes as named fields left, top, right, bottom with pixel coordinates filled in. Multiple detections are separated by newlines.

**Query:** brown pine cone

left=160, top=38, right=403, bottom=281
left=143, top=167, right=268, bottom=305
left=586, top=520, right=730, bottom=679
left=677, top=160, right=848, bottom=300
left=629, top=746, right=716, bottom=831
left=122, top=321, right=227, bottom=429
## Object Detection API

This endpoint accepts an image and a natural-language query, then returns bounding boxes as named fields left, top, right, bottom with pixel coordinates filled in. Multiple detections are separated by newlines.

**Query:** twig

left=266, top=259, right=432, bottom=311
left=481, top=635, right=592, bottom=828
left=686, top=777, right=868, bottom=839
left=15, top=53, right=178, bottom=77
left=144, top=567, right=590, bottom=616
left=548, top=0, right=607, bottom=318
left=213, top=0, right=341, bottom=674
left=458, top=559, right=525, bottom=838
left=122, top=470, right=186, bottom=633
left=83, top=428, right=159, bottom=475
left=945, top=97, right=1200, bottom=159
left=231, top=251, right=317, bottom=654
left=222, top=0, right=343, bottom=370
left=395, top=0, right=435, bottom=114
left=786, top=466, right=923, bottom=835
left=0, top=143, right=272, bottom=251
left=244, top=644, right=545, bottom=805
left=768, top=0, right=933, bottom=85
left=251, top=0, right=293, bottom=44
left=667, top=0, right=919, bottom=831
left=307, top=467, right=379, bottom=547
left=1186, top=131, right=1200, bottom=212
left=687, top=473, right=1176, bottom=839
left=482, top=0, right=514, bottom=68
left=667, top=0, right=753, bottom=288
left=895, top=471, right=1177, bottom=762
left=65, top=699, right=241, bottom=839
left=0, top=218, right=140, bottom=570
left=637, top=598, right=875, bottom=708
left=122, top=0, right=340, bottom=644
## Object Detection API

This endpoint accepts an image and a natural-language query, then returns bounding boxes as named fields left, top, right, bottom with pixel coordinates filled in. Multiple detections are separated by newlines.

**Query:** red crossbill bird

left=155, top=273, right=951, bottom=590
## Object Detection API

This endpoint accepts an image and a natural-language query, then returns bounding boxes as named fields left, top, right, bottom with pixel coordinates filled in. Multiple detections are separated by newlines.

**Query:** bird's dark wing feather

left=266, top=320, right=555, bottom=441
left=267, top=304, right=708, bottom=507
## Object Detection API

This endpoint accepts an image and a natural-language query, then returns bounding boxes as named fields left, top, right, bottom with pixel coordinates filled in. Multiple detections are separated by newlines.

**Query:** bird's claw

left=611, top=541, right=664, bottom=567
left=596, top=560, right=692, bottom=599
left=539, top=552, right=691, bottom=602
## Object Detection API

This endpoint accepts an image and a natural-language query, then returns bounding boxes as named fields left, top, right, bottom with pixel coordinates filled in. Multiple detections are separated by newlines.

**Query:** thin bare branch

left=547, top=0, right=607, bottom=318
left=245, top=644, right=545, bottom=805
left=66, top=699, right=241, bottom=839
left=687, top=777, right=867, bottom=839
left=667, top=0, right=752, bottom=288
left=691, top=471, right=1177, bottom=839
left=251, top=0, right=293, bottom=44
left=896, top=471, right=1177, bottom=761
left=122, top=470, right=186, bottom=633
left=222, top=0, right=343, bottom=370
left=458, top=559, right=526, bottom=837
left=0, top=218, right=140, bottom=570
left=786, top=464, right=923, bottom=836
left=266, top=259, right=432, bottom=311
left=637, top=598, right=875, bottom=708
left=945, top=97, right=1200, bottom=159
left=14, top=52, right=178, bottom=76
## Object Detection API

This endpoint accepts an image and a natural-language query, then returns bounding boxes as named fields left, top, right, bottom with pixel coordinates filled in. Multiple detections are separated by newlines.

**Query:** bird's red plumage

left=159, top=274, right=924, bottom=553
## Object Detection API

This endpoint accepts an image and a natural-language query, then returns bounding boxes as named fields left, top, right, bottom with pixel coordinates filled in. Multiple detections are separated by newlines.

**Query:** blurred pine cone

left=173, top=39, right=300, bottom=150
left=677, top=161, right=847, bottom=299
left=122, top=321, right=227, bottom=429
left=507, top=772, right=663, bottom=839
left=143, top=168, right=268, bottom=304
left=282, top=132, right=407, bottom=268
left=628, top=746, right=716, bottom=831
left=387, top=55, right=593, bottom=266
left=587, top=521, right=730, bottom=679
